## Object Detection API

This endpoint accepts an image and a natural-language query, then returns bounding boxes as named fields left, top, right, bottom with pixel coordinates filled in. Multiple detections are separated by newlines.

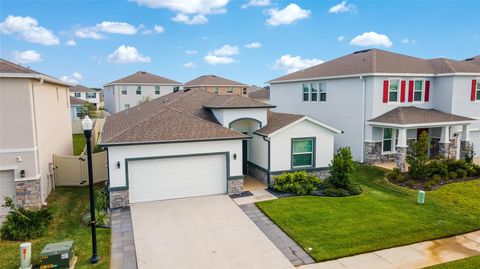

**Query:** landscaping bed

left=0, top=185, right=111, bottom=269
left=257, top=165, right=480, bottom=262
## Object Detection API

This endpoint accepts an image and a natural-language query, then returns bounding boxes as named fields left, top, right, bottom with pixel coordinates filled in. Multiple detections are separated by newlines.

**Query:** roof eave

left=204, top=105, right=276, bottom=109
left=368, top=120, right=477, bottom=128
left=0, top=73, right=73, bottom=87
left=100, top=136, right=251, bottom=147
left=103, top=82, right=184, bottom=87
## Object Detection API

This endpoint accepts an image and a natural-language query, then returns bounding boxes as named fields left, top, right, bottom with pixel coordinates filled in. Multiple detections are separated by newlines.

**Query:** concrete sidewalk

left=300, top=231, right=480, bottom=269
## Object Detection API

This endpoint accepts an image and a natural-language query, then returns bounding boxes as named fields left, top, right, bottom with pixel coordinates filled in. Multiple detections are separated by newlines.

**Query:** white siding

left=107, top=139, right=242, bottom=189
left=211, top=108, right=268, bottom=128
left=249, top=134, right=268, bottom=169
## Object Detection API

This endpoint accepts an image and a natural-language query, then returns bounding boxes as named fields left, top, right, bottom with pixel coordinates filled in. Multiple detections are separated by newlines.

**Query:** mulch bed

left=388, top=176, right=479, bottom=191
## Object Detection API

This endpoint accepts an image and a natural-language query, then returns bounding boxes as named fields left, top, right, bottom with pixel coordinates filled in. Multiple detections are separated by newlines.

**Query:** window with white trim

left=227, top=87, right=233, bottom=94
left=310, top=83, right=318, bottom=101
left=86, top=92, right=96, bottom=99
left=214, top=87, right=219, bottom=94
left=74, top=92, right=81, bottom=98
left=389, top=79, right=399, bottom=102
left=476, top=80, right=480, bottom=101
left=382, top=128, right=399, bottom=153
left=319, top=82, right=327, bottom=102
left=136, top=86, right=142, bottom=95
left=122, top=86, right=127, bottom=95
left=124, top=104, right=130, bottom=109
left=155, top=85, right=160, bottom=95
left=414, top=80, right=423, bottom=102
left=302, top=83, right=309, bottom=101
left=292, top=138, right=314, bottom=168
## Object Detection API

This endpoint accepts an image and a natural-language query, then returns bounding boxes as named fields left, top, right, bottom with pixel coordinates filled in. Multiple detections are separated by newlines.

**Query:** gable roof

left=69, top=85, right=97, bottom=93
left=0, top=58, right=72, bottom=86
left=104, top=71, right=182, bottom=86
left=101, top=89, right=250, bottom=145
left=368, top=107, right=475, bottom=126
left=255, top=111, right=341, bottom=137
left=203, top=94, right=275, bottom=109
left=269, top=49, right=480, bottom=83
left=185, top=75, right=248, bottom=87
left=69, top=96, right=88, bottom=106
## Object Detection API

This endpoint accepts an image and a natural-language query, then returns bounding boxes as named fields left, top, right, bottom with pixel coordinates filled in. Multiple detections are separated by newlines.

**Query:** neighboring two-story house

left=185, top=75, right=249, bottom=96
left=269, top=49, right=480, bottom=170
left=103, top=71, right=183, bottom=114
left=0, top=59, right=73, bottom=214
left=69, top=85, right=101, bottom=108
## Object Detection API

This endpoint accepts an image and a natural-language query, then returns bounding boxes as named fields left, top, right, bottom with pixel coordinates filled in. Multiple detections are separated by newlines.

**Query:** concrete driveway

left=130, top=195, right=294, bottom=269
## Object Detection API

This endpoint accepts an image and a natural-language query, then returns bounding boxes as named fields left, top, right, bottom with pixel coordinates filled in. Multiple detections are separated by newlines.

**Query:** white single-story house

left=100, top=89, right=340, bottom=208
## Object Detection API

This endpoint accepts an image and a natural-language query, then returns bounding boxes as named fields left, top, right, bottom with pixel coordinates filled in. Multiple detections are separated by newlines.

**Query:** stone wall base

left=110, top=189, right=129, bottom=209
left=432, top=138, right=458, bottom=159
left=247, top=162, right=268, bottom=186
left=364, top=142, right=396, bottom=164
left=227, top=177, right=243, bottom=195
left=396, top=147, right=407, bottom=172
left=15, top=179, right=41, bottom=209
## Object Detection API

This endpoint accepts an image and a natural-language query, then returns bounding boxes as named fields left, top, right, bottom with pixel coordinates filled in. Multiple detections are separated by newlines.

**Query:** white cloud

left=349, top=32, right=393, bottom=47
left=184, top=62, right=196, bottom=68
left=212, top=45, right=238, bottom=56
left=12, top=50, right=42, bottom=64
left=328, top=1, right=358, bottom=13
left=60, top=72, right=83, bottom=84
left=0, top=15, right=59, bottom=45
left=266, top=4, right=311, bottom=26
left=242, top=0, right=270, bottom=9
left=107, top=45, right=151, bottom=63
left=172, top=13, right=208, bottom=25
left=65, top=39, right=76, bottom=46
left=204, top=55, right=235, bottom=65
left=337, top=35, right=345, bottom=42
left=75, top=28, right=105, bottom=39
left=95, top=21, right=137, bottom=34
left=245, top=42, right=262, bottom=48
left=400, top=37, right=415, bottom=44
left=185, top=49, right=198, bottom=55
left=133, top=0, right=229, bottom=14
left=274, top=54, right=323, bottom=74
left=153, top=24, right=165, bottom=33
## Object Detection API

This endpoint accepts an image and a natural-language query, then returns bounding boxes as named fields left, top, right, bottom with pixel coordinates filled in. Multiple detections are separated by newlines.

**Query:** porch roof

left=368, top=107, right=475, bottom=128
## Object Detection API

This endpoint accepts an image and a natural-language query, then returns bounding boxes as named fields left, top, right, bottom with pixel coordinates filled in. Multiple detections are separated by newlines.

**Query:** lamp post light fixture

left=82, top=115, right=99, bottom=264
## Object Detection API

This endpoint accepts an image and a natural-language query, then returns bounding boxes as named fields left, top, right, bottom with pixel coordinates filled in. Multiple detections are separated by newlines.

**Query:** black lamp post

left=82, top=115, right=99, bottom=264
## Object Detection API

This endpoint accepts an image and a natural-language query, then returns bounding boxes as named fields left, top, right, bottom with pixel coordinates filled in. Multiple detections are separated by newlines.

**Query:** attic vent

left=353, top=49, right=371, bottom=54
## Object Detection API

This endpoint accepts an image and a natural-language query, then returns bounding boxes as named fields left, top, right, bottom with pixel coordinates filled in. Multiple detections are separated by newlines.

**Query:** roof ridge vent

left=139, top=71, right=147, bottom=74
left=353, top=49, right=371, bottom=54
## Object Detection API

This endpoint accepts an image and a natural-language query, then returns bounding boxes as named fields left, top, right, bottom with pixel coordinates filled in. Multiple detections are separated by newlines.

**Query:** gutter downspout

left=262, top=136, right=271, bottom=188
left=360, top=76, right=366, bottom=163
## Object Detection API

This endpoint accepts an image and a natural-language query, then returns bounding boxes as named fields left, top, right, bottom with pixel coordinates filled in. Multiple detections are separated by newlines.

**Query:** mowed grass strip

left=0, top=186, right=110, bottom=269
left=257, top=165, right=480, bottom=262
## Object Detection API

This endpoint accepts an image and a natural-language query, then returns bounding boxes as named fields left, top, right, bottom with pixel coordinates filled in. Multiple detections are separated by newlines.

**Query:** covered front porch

left=366, top=107, right=476, bottom=171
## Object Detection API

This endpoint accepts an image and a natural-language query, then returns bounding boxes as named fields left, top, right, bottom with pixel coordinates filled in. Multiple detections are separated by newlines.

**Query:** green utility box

left=39, top=241, right=75, bottom=269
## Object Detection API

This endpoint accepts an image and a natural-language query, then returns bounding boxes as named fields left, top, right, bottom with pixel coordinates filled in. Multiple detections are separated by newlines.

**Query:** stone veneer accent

left=396, top=147, right=408, bottom=172
left=227, top=177, right=243, bottom=195
left=110, top=189, right=129, bottom=209
left=364, top=142, right=396, bottom=164
left=460, top=141, right=472, bottom=160
left=15, top=179, right=41, bottom=209
left=432, top=138, right=458, bottom=159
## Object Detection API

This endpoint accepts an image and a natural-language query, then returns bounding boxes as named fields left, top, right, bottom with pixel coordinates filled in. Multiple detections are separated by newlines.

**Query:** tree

left=138, top=96, right=152, bottom=104
left=79, top=103, right=97, bottom=119
left=464, top=143, right=476, bottom=163
left=406, top=131, right=431, bottom=179
left=328, top=147, right=357, bottom=190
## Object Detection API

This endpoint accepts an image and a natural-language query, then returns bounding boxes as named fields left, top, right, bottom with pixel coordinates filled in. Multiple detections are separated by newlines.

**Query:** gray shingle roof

left=255, top=111, right=304, bottom=136
left=69, top=85, right=97, bottom=93
left=105, top=71, right=182, bottom=85
left=203, top=94, right=275, bottom=109
left=368, top=107, right=475, bottom=125
left=0, top=59, right=40, bottom=74
left=248, top=88, right=270, bottom=100
left=185, top=75, right=248, bottom=87
left=270, top=49, right=480, bottom=83
left=69, top=96, right=88, bottom=106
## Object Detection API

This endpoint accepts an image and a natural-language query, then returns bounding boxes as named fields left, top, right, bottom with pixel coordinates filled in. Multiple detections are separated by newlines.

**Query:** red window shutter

left=400, top=80, right=406, bottom=102
left=408, top=80, right=414, bottom=102
left=472, top=79, right=477, bottom=101
left=383, top=80, right=389, bottom=103
left=425, top=81, right=430, bottom=102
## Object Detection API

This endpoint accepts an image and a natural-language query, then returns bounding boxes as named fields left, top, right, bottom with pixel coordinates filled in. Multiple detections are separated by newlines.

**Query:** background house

left=103, top=71, right=183, bottom=114
left=248, top=87, right=270, bottom=103
left=69, top=85, right=101, bottom=108
left=185, top=75, right=249, bottom=96
left=269, top=49, right=480, bottom=169
left=0, top=59, right=73, bottom=214
left=101, top=89, right=339, bottom=208
left=69, top=96, right=88, bottom=120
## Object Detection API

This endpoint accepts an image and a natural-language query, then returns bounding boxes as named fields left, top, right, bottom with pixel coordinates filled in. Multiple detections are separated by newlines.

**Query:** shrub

left=448, top=171, right=458, bottom=180
left=406, top=180, right=417, bottom=188
left=464, top=143, right=476, bottom=163
left=456, top=168, right=467, bottom=178
left=323, top=147, right=362, bottom=196
left=387, top=168, right=405, bottom=183
left=467, top=167, right=477, bottom=177
left=323, top=187, right=350, bottom=197
left=424, top=180, right=435, bottom=191
left=431, top=174, right=442, bottom=184
left=407, top=131, right=431, bottom=180
left=427, top=160, right=448, bottom=178
left=446, top=159, right=469, bottom=172
left=83, top=209, right=109, bottom=228
left=273, top=171, right=321, bottom=195
left=95, top=188, right=109, bottom=211
left=0, top=197, right=52, bottom=241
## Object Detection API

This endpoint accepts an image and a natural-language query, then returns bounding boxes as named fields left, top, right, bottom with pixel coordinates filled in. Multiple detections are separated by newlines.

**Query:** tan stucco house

left=185, top=75, right=249, bottom=96
left=0, top=59, right=73, bottom=214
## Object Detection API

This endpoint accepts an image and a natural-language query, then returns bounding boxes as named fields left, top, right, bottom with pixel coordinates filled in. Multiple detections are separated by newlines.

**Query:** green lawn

left=73, top=134, right=86, bottom=155
left=257, top=165, right=480, bottom=262
left=0, top=186, right=110, bottom=269
left=426, top=255, right=480, bottom=269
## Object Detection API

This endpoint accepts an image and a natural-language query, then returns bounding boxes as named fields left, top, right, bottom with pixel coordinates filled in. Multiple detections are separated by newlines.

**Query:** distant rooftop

left=104, top=71, right=183, bottom=86
left=185, top=75, right=248, bottom=87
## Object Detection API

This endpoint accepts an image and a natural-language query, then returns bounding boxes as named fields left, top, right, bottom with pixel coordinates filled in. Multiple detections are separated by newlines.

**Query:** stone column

left=396, top=128, right=408, bottom=172
left=438, top=126, right=451, bottom=159
left=460, top=124, right=471, bottom=160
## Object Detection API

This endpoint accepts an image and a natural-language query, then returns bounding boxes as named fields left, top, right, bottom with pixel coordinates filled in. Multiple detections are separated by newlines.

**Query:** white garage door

left=0, top=170, right=15, bottom=216
left=128, top=154, right=227, bottom=203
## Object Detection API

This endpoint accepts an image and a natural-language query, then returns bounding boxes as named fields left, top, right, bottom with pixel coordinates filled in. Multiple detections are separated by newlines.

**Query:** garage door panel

left=128, top=154, right=227, bottom=203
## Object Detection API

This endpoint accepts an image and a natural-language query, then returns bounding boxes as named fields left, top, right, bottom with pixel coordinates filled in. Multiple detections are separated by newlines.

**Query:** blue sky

left=1, top=0, right=479, bottom=87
